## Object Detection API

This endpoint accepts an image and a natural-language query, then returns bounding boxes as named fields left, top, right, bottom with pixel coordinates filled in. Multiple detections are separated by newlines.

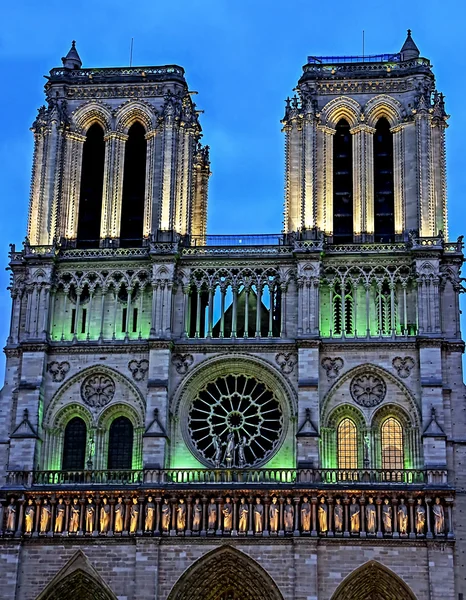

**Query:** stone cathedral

left=0, top=31, right=464, bottom=600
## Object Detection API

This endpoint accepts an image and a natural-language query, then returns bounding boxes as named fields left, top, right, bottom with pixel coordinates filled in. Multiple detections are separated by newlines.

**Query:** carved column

left=144, top=129, right=158, bottom=237
left=316, top=125, right=335, bottom=236
left=62, top=132, right=85, bottom=241
left=415, top=109, right=434, bottom=237
left=391, top=124, right=406, bottom=237
left=425, top=497, right=433, bottom=539
left=311, top=496, right=318, bottom=536
left=293, top=497, right=300, bottom=536
left=351, top=124, right=376, bottom=242
left=102, top=132, right=127, bottom=242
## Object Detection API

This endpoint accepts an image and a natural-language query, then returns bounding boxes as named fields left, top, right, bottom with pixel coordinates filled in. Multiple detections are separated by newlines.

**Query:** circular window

left=187, top=374, right=284, bottom=468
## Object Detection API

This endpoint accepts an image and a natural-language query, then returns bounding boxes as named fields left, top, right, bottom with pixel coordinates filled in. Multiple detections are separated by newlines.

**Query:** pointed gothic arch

left=167, top=546, right=284, bottom=600
left=330, top=560, right=418, bottom=600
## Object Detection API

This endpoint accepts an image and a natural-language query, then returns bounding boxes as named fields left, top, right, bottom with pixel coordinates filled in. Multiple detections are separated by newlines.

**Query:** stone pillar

left=351, top=124, right=376, bottom=241
left=102, top=131, right=127, bottom=242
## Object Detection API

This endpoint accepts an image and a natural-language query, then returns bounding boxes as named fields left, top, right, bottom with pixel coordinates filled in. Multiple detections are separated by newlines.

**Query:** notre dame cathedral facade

left=0, top=31, right=464, bottom=600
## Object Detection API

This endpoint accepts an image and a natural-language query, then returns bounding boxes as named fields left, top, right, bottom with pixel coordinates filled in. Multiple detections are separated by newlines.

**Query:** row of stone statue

left=2, top=495, right=448, bottom=537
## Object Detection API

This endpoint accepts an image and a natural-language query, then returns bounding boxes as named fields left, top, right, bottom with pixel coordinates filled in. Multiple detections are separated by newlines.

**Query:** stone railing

left=4, top=468, right=448, bottom=489
left=49, top=65, right=186, bottom=81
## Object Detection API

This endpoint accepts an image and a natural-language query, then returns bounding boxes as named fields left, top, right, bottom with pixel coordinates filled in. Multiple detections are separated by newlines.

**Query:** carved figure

left=192, top=498, right=202, bottom=532
left=366, top=497, right=376, bottom=534
left=301, top=497, right=311, bottom=532
left=25, top=499, right=35, bottom=534
left=100, top=498, right=111, bottom=534
left=433, top=497, right=445, bottom=535
left=114, top=497, right=125, bottom=533
left=334, top=498, right=343, bottom=533
left=350, top=497, right=360, bottom=534
left=213, top=435, right=222, bottom=468
left=177, top=499, right=186, bottom=532
left=382, top=499, right=392, bottom=534
left=223, top=497, right=233, bottom=532
left=130, top=498, right=139, bottom=534
left=415, top=499, right=426, bottom=535
left=208, top=498, right=217, bottom=531
left=161, top=499, right=171, bottom=533
left=86, top=498, right=95, bottom=533
left=254, top=498, right=263, bottom=533
left=318, top=497, right=328, bottom=534
left=398, top=498, right=408, bottom=535
left=284, top=497, right=294, bottom=532
left=269, top=497, right=279, bottom=533
left=69, top=498, right=80, bottom=533
left=145, top=496, right=155, bottom=532
left=238, top=498, right=248, bottom=533
left=40, top=499, right=51, bottom=534
left=55, top=498, right=65, bottom=533
left=5, top=498, right=16, bottom=532
left=237, top=436, right=246, bottom=468
left=223, top=432, right=235, bottom=468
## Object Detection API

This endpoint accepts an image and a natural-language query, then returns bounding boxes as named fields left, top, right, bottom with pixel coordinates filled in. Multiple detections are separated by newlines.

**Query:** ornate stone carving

left=47, top=361, right=70, bottom=382
left=275, top=352, right=297, bottom=375
left=350, top=373, right=386, bottom=407
left=172, top=353, right=194, bottom=374
left=81, top=373, right=115, bottom=408
left=392, top=356, right=415, bottom=378
left=128, top=359, right=149, bottom=381
left=321, top=357, right=344, bottom=379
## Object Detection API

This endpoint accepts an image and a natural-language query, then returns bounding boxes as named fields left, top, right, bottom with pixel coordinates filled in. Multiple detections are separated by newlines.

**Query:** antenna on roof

left=362, top=30, right=365, bottom=61
left=130, top=38, right=134, bottom=67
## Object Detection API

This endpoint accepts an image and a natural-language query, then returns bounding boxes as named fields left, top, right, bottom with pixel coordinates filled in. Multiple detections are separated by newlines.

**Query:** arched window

left=333, top=119, right=353, bottom=243
left=120, top=122, right=147, bottom=247
left=77, top=123, right=105, bottom=248
left=337, top=418, right=358, bottom=469
left=108, top=416, right=133, bottom=469
left=333, top=281, right=354, bottom=336
left=373, top=118, right=395, bottom=242
left=381, top=417, right=404, bottom=469
left=62, top=417, right=87, bottom=470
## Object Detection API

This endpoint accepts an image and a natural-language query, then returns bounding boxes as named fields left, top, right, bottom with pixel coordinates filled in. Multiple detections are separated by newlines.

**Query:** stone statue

left=86, top=498, right=95, bottom=534
left=223, top=497, right=233, bottom=532
left=366, top=497, right=376, bottom=534
left=318, top=497, right=328, bottom=534
left=5, top=498, right=16, bottom=532
left=363, top=434, right=370, bottom=467
left=192, top=498, right=202, bottom=532
left=25, top=499, right=35, bottom=534
left=382, top=499, right=392, bottom=534
left=130, top=498, right=139, bottom=534
left=398, top=498, right=408, bottom=535
left=269, top=497, right=279, bottom=533
left=223, top=432, right=235, bottom=468
left=208, top=498, right=217, bottom=531
left=100, top=497, right=111, bottom=534
left=40, top=499, right=51, bottom=534
left=350, top=497, right=360, bottom=534
left=161, top=499, right=171, bottom=533
left=254, top=497, right=263, bottom=534
left=177, top=499, right=186, bottom=532
left=145, top=496, right=155, bottom=532
left=415, top=499, right=426, bottom=535
left=237, top=436, right=246, bottom=468
left=301, top=497, right=311, bottom=533
left=114, top=497, right=125, bottom=533
left=238, top=497, right=248, bottom=533
left=69, top=498, right=80, bottom=533
left=284, top=497, right=294, bottom=533
left=334, top=498, right=343, bottom=534
left=213, top=435, right=223, bottom=468
left=55, top=498, right=65, bottom=534
left=433, top=497, right=445, bottom=535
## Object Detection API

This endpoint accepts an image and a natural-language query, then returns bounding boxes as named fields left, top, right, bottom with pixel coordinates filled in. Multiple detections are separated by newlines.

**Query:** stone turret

left=61, top=40, right=82, bottom=69
left=400, top=29, right=420, bottom=61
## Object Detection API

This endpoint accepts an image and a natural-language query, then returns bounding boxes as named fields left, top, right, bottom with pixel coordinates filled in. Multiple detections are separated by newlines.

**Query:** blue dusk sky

left=0, top=0, right=465, bottom=372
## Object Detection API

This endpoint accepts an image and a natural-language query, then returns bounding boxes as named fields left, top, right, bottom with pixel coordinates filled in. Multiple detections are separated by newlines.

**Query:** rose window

left=81, top=374, right=116, bottom=408
left=188, top=374, right=283, bottom=468
left=350, top=373, right=386, bottom=407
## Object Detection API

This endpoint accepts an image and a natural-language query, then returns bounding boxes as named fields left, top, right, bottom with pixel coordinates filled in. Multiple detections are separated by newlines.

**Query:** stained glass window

left=381, top=417, right=404, bottom=469
left=337, top=418, right=358, bottom=469
left=62, top=417, right=87, bottom=470
left=108, top=416, right=133, bottom=469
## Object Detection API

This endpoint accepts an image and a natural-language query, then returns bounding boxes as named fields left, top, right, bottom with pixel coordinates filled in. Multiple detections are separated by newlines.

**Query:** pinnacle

left=61, top=40, right=82, bottom=69
left=400, top=29, right=420, bottom=61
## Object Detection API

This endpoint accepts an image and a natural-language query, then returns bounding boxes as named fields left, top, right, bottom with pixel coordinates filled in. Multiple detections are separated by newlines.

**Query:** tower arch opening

left=373, top=117, right=395, bottom=242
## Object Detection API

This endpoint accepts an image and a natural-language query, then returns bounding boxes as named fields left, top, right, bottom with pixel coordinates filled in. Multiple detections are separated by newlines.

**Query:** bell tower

left=282, top=30, right=448, bottom=242
left=27, top=42, right=210, bottom=248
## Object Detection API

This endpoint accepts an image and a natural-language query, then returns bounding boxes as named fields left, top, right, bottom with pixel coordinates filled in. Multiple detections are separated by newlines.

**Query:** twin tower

left=28, top=31, right=448, bottom=247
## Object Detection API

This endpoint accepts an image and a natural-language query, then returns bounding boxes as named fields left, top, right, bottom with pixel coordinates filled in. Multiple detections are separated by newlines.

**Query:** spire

left=400, top=29, right=420, bottom=61
left=61, top=40, right=82, bottom=70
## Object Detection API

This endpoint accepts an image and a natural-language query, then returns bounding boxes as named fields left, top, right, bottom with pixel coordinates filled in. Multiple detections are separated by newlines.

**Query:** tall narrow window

left=108, top=416, right=133, bottom=469
left=333, top=119, right=353, bottom=243
left=76, top=123, right=105, bottom=248
left=62, top=417, right=87, bottom=470
left=381, top=417, right=404, bottom=469
left=120, top=122, right=147, bottom=247
left=337, top=418, right=358, bottom=469
left=373, top=118, right=395, bottom=242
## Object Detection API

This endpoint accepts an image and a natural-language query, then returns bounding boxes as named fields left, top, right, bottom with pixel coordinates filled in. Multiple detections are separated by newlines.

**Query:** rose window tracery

left=188, top=374, right=283, bottom=468
left=350, top=373, right=386, bottom=407
left=81, top=374, right=116, bottom=408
